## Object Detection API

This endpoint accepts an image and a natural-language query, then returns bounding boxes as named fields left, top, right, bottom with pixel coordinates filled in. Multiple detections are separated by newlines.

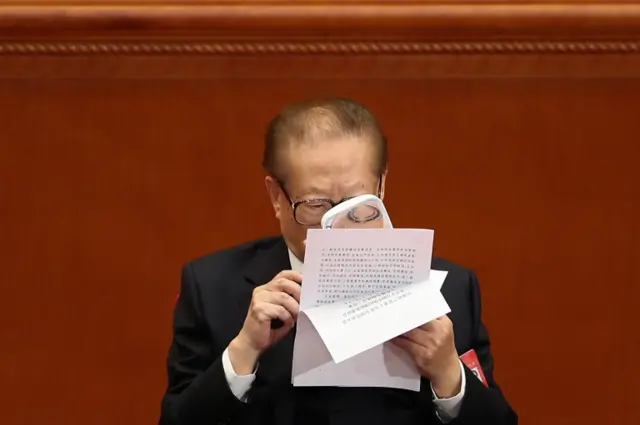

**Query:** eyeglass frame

left=277, top=177, right=384, bottom=226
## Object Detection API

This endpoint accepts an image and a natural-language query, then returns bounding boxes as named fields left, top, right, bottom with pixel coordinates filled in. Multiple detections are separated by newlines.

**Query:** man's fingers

left=267, top=278, right=302, bottom=302
left=274, top=270, right=303, bottom=284
left=271, top=291, right=300, bottom=318
left=392, top=336, right=422, bottom=358
left=253, top=303, right=294, bottom=325
left=419, top=315, right=449, bottom=332
left=403, top=323, right=448, bottom=347
left=419, top=320, right=437, bottom=332
left=251, top=271, right=302, bottom=328
left=254, top=291, right=300, bottom=318
left=401, top=328, right=427, bottom=344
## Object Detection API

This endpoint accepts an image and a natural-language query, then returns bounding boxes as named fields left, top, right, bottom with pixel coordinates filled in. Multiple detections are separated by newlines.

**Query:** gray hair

left=262, top=97, right=388, bottom=181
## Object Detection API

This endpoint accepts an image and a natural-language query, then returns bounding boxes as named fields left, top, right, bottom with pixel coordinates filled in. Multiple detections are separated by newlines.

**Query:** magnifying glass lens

left=332, top=202, right=384, bottom=229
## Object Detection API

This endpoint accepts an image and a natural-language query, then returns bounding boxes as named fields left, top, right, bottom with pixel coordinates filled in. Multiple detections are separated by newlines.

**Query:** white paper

left=292, top=228, right=451, bottom=391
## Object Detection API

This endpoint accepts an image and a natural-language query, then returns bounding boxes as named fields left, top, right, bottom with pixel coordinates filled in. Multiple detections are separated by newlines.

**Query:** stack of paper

left=292, top=228, right=450, bottom=391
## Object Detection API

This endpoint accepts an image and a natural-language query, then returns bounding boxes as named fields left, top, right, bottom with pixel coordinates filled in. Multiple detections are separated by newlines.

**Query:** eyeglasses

left=279, top=179, right=383, bottom=226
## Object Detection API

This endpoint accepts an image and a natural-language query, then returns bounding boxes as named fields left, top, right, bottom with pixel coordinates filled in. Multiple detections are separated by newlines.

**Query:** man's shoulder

left=432, top=256, right=471, bottom=274
left=432, top=256, right=475, bottom=290
left=186, top=235, right=282, bottom=279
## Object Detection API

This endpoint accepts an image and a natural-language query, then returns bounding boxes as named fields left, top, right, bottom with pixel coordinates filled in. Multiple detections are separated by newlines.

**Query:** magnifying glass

left=270, top=194, right=393, bottom=330
left=321, top=194, right=393, bottom=229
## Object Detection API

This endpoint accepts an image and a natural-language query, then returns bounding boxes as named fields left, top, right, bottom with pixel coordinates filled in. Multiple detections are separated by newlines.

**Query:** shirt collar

left=287, top=249, right=304, bottom=273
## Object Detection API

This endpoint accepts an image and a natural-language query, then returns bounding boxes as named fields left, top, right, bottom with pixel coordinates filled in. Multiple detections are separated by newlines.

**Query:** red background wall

left=1, top=2, right=639, bottom=424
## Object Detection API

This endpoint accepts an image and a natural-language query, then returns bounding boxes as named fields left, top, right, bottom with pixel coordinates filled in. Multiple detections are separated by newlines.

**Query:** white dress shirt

left=221, top=249, right=466, bottom=422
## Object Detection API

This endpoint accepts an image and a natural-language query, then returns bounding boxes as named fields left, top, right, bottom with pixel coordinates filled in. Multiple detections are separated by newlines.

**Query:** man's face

left=265, top=137, right=386, bottom=262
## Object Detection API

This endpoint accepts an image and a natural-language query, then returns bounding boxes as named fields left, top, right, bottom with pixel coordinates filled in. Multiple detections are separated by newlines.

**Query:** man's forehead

left=284, top=137, right=372, bottom=163
left=278, top=137, right=378, bottom=192
left=286, top=170, right=376, bottom=199
left=287, top=133, right=368, bottom=150
left=299, top=178, right=368, bottom=195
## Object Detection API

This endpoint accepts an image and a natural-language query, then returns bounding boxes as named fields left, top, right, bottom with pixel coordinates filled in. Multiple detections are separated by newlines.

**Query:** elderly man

left=159, top=97, right=517, bottom=425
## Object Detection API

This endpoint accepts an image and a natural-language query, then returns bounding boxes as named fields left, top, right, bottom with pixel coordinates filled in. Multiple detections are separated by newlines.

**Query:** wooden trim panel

left=1, top=1, right=640, bottom=44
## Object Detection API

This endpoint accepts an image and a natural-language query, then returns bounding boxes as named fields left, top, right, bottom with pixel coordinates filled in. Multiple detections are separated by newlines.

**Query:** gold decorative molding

left=1, top=1, right=640, bottom=60
left=1, top=40, right=640, bottom=56
left=1, top=2, right=640, bottom=43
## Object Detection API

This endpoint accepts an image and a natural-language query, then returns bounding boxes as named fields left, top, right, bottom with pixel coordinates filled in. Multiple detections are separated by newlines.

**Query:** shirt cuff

left=221, top=347, right=257, bottom=402
left=431, top=359, right=467, bottom=423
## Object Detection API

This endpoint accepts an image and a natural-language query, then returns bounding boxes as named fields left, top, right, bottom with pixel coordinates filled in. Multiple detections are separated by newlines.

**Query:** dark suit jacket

left=159, top=236, right=517, bottom=425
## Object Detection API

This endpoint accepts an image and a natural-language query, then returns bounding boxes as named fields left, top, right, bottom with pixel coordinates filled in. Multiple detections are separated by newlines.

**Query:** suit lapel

left=244, top=237, right=292, bottom=289
left=243, top=237, right=297, bottom=424
left=432, top=259, right=467, bottom=354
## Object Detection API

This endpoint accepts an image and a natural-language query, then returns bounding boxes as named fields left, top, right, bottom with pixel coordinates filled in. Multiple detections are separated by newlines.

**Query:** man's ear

left=379, top=170, right=388, bottom=201
left=265, top=175, right=282, bottom=219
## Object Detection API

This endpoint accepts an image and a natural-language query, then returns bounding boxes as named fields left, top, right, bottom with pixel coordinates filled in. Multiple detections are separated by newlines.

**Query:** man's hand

left=228, top=270, right=302, bottom=375
left=392, top=315, right=462, bottom=398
